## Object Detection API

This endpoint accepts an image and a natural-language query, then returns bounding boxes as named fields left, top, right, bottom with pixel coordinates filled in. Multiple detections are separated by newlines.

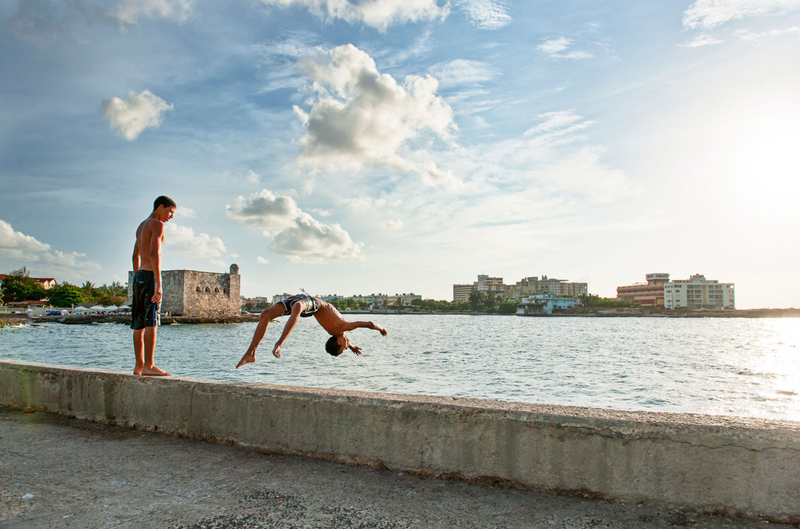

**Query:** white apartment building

left=663, top=274, right=735, bottom=309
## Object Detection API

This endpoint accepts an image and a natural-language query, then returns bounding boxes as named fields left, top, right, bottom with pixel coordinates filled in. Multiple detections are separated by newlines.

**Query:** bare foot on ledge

left=236, top=351, right=255, bottom=369
left=140, top=365, right=172, bottom=376
left=133, top=364, right=144, bottom=375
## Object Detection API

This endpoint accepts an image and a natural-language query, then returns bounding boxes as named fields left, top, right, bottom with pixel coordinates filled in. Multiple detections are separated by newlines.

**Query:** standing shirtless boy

left=131, top=196, right=176, bottom=376
left=236, top=293, right=388, bottom=368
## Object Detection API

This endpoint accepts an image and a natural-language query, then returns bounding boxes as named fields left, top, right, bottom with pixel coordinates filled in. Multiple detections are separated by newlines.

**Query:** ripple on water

left=2, top=316, right=800, bottom=420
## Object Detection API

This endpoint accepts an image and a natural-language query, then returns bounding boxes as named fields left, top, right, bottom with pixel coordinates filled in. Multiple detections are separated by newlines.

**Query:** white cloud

left=257, top=0, right=448, bottom=31
left=245, top=170, right=260, bottom=183
left=225, top=189, right=302, bottom=234
left=0, top=220, right=51, bottom=253
left=538, top=37, right=592, bottom=59
left=312, top=208, right=332, bottom=217
left=102, top=90, right=173, bottom=141
left=683, top=0, right=800, bottom=29
left=109, top=0, right=195, bottom=25
left=229, top=253, right=239, bottom=258
left=256, top=256, right=270, bottom=264
left=164, top=223, right=227, bottom=259
left=455, top=0, right=511, bottom=30
left=227, top=189, right=363, bottom=262
left=679, top=33, right=724, bottom=47
left=734, top=26, right=800, bottom=40
left=174, top=206, right=196, bottom=219
left=0, top=220, right=101, bottom=278
left=384, top=219, right=404, bottom=229
left=293, top=44, right=458, bottom=184
left=429, top=59, right=495, bottom=87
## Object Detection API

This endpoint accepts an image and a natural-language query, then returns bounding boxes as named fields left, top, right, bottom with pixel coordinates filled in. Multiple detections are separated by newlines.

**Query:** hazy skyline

left=1, top=0, right=799, bottom=308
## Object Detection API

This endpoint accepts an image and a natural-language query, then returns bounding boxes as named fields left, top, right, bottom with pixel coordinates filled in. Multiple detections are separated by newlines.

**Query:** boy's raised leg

left=237, top=304, right=284, bottom=368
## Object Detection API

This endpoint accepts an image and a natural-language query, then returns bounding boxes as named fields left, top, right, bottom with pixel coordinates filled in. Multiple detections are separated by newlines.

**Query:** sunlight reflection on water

left=2, top=315, right=799, bottom=421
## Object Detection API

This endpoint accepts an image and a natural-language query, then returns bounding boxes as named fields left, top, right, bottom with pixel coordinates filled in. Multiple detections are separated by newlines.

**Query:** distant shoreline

left=1, top=307, right=797, bottom=325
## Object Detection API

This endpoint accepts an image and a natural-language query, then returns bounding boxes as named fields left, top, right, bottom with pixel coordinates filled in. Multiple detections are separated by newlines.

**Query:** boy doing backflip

left=131, top=195, right=176, bottom=376
left=236, top=293, right=388, bottom=368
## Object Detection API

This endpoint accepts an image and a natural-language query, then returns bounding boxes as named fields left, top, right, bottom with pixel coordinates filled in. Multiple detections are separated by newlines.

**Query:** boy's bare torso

left=135, top=218, right=164, bottom=271
left=312, top=299, right=351, bottom=336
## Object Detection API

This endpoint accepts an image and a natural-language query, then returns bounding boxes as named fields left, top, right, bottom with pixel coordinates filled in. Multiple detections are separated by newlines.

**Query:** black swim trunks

left=282, top=294, right=320, bottom=318
left=131, top=269, right=160, bottom=330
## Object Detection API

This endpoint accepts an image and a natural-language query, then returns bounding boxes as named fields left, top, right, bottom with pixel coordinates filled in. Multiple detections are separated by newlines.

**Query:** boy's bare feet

left=236, top=351, right=255, bottom=368
left=133, top=364, right=144, bottom=375
left=140, top=365, right=172, bottom=376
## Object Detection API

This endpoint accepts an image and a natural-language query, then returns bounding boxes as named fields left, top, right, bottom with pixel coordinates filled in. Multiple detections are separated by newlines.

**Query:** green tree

left=469, top=291, right=485, bottom=312
left=47, top=282, right=85, bottom=307
left=1, top=275, right=47, bottom=303
left=498, top=302, right=518, bottom=314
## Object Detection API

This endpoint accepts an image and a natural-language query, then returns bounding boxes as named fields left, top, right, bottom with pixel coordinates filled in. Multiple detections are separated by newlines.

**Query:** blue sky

left=1, top=0, right=799, bottom=308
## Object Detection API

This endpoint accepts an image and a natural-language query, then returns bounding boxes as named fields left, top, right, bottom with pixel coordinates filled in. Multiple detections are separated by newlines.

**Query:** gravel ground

left=0, top=409, right=788, bottom=529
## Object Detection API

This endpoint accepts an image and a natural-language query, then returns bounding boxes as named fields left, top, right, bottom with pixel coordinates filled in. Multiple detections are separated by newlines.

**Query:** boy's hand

left=350, top=345, right=363, bottom=356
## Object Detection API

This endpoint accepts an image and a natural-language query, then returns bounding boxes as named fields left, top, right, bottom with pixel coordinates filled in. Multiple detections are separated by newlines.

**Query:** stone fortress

left=127, top=264, right=241, bottom=318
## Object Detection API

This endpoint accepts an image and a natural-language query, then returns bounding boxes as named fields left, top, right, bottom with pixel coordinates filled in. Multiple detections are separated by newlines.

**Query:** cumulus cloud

left=538, top=37, right=592, bottom=59
left=102, top=90, right=173, bottom=141
left=428, top=59, right=495, bottom=87
left=455, top=0, right=511, bottom=30
left=384, top=219, right=404, bottom=229
left=164, top=223, right=227, bottom=259
left=109, top=0, right=195, bottom=25
left=0, top=220, right=51, bottom=254
left=227, top=190, right=363, bottom=262
left=293, top=44, right=458, bottom=185
left=683, top=0, right=800, bottom=29
left=0, top=220, right=100, bottom=276
left=256, top=256, right=270, bottom=264
left=257, top=0, right=448, bottom=31
left=225, top=189, right=302, bottom=234
left=679, top=34, right=724, bottom=47
left=174, top=207, right=196, bottom=219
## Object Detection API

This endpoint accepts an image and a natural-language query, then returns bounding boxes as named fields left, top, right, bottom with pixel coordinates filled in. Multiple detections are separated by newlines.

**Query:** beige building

left=453, top=274, right=505, bottom=302
left=664, top=274, right=735, bottom=309
left=617, top=273, right=670, bottom=307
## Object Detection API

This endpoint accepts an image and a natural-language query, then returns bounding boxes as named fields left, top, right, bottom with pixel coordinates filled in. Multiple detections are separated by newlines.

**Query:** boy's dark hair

left=325, top=336, right=343, bottom=356
left=153, top=196, right=177, bottom=211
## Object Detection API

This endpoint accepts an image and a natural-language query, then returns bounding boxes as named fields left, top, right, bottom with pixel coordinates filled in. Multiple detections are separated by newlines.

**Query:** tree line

left=0, top=267, right=128, bottom=307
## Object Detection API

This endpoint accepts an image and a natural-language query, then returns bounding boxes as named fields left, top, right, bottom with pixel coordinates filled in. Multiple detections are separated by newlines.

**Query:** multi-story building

left=455, top=274, right=587, bottom=302
left=452, top=283, right=474, bottom=303
left=617, top=273, right=670, bottom=307
left=320, top=293, right=422, bottom=308
left=517, top=294, right=578, bottom=315
left=535, top=276, right=588, bottom=298
left=663, top=274, right=735, bottom=309
left=453, top=274, right=505, bottom=302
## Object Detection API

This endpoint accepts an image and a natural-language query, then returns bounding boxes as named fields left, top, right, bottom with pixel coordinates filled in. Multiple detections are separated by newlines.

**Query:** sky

left=1, top=0, right=799, bottom=309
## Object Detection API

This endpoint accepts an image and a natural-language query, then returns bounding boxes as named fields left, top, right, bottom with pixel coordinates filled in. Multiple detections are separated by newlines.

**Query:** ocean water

left=2, top=315, right=800, bottom=421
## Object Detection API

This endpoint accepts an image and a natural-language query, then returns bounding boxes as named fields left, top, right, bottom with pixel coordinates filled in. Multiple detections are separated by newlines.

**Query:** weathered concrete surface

left=1, top=409, right=791, bottom=529
left=2, top=359, right=800, bottom=523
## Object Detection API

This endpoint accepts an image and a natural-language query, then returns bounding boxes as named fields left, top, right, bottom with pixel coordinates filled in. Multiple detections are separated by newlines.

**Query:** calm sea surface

left=2, top=315, right=800, bottom=421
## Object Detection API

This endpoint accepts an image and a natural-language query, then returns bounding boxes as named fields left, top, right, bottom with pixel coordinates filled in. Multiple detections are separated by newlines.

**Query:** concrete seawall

left=2, top=359, right=799, bottom=522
